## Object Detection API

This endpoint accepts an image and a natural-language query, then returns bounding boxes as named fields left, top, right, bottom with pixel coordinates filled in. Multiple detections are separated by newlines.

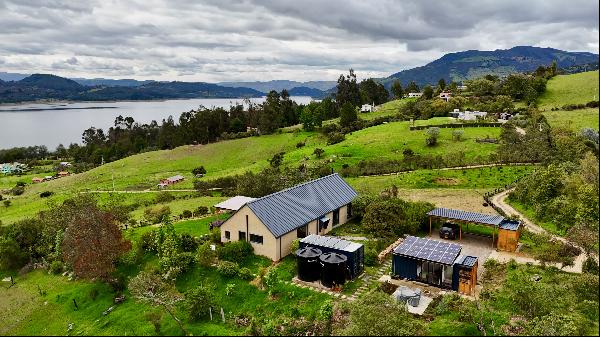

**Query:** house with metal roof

left=392, top=236, right=479, bottom=296
left=218, top=173, right=358, bottom=261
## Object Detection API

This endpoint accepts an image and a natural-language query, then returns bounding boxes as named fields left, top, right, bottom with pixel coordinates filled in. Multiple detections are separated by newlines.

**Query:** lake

left=0, top=96, right=314, bottom=149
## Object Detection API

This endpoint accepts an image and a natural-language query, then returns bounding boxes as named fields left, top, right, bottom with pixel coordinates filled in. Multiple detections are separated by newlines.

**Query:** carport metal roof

left=427, top=208, right=505, bottom=226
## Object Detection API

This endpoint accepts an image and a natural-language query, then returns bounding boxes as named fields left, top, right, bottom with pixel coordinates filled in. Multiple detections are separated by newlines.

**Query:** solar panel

left=393, top=235, right=461, bottom=265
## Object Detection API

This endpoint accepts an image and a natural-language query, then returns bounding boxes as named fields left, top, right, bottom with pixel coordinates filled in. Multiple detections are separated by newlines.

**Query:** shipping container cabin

left=299, top=234, right=364, bottom=279
left=392, top=236, right=461, bottom=289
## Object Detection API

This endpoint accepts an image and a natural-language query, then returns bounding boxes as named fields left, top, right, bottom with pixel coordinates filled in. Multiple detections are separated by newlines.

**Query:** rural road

left=359, top=162, right=537, bottom=178
left=491, top=187, right=587, bottom=273
left=83, top=189, right=198, bottom=193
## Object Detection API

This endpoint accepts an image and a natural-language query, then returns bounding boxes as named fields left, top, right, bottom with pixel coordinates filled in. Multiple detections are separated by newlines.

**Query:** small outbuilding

left=427, top=207, right=522, bottom=252
left=360, top=103, right=375, bottom=113
left=214, top=196, right=256, bottom=213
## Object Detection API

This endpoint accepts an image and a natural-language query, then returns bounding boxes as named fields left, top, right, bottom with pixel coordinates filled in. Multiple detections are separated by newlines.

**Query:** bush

left=196, top=242, right=216, bottom=267
left=40, top=191, right=53, bottom=198
left=140, top=230, right=158, bottom=252
left=181, top=210, right=193, bottom=219
left=217, top=241, right=254, bottom=262
left=155, top=192, right=175, bottom=204
left=143, top=206, right=171, bottom=224
left=145, top=312, right=163, bottom=334
left=192, top=166, right=207, bottom=176
left=425, top=127, right=440, bottom=146
left=49, top=260, right=63, bottom=274
left=296, top=141, right=305, bottom=148
left=217, top=261, right=239, bottom=277
left=290, top=239, right=300, bottom=254
left=11, top=185, right=25, bottom=196
left=326, top=132, right=345, bottom=145
left=175, top=252, right=196, bottom=274
left=179, top=233, right=199, bottom=252
left=185, top=286, right=215, bottom=321
left=452, top=129, right=464, bottom=141
left=364, top=246, right=379, bottom=266
left=238, top=267, right=254, bottom=280
left=195, top=206, right=209, bottom=216
left=582, top=257, right=599, bottom=275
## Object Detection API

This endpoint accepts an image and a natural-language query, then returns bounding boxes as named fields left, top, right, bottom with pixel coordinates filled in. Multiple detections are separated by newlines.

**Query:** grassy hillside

left=538, top=70, right=599, bottom=109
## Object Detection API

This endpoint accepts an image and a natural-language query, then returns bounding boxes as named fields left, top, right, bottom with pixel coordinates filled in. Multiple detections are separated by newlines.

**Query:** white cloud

left=0, top=0, right=597, bottom=82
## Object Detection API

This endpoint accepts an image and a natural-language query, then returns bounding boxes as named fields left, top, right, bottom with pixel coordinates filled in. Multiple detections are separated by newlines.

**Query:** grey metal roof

left=499, top=220, right=521, bottom=231
left=427, top=207, right=505, bottom=226
left=247, top=174, right=357, bottom=237
left=300, top=234, right=363, bottom=253
left=393, top=236, right=461, bottom=265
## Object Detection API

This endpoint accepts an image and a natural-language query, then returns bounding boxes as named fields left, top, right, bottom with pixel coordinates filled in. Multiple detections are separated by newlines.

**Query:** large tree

left=336, top=69, right=361, bottom=107
left=359, top=78, right=389, bottom=105
left=62, top=197, right=131, bottom=279
left=391, top=80, right=403, bottom=99
left=339, top=102, right=358, bottom=127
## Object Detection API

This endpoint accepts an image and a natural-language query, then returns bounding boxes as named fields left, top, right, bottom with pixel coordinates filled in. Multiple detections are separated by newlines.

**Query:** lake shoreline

left=0, top=96, right=268, bottom=107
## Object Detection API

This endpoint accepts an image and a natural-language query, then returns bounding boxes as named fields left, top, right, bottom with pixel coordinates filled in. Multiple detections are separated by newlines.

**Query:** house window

left=347, top=203, right=353, bottom=218
left=297, top=224, right=308, bottom=238
left=333, top=209, right=340, bottom=226
left=224, top=231, right=231, bottom=240
left=239, top=231, right=246, bottom=241
left=250, top=234, right=263, bottom=244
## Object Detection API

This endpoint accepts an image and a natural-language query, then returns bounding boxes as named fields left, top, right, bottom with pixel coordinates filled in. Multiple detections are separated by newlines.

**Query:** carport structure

left=427, top=208, right=521, bottom=251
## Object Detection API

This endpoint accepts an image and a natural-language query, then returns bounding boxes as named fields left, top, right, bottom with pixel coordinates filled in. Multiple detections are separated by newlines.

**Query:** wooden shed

left=452, top=255, right=478, bottom=296
left=497, top=220, right=521, bottom=252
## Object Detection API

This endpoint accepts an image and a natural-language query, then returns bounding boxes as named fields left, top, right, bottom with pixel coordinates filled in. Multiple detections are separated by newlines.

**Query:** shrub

left=40, top=191, right=53, bottom=198
left=181, top=210, right=193, bottom=219
left=11, top=185, right=24, bottom=196
left=192, top=166, right=207, bottom=176
left=290, top=239, right=300, bottom=254
left=217, top=241, right=253, bottom=262
left=49, top=260, right=63, bottom=274
left=582, top=257, right=599, bottom=275
left=185, top=286, right=215, bottom=322
left=364, top=246, right=379, bottom=266
left=3, top=200, right=11, bottom=207
left=140, top=230, right=158, bottom=252
left=425, top=127, right=440, bottom=146
left=296, top=141, right=305, bottom=148
left=195, top=206, right=209, bottom=216
left=238, top=267, right=254, bottom=280
left=452, top=129, right=464, bottom=141
left=196, top=242, right=216, bottom=267
left=145, top=312, right=163, bottom=334
left=155, top=192, right=175, bottom=204
left=326, top=132, right=345, bottom=145
left=143, top=206, right=171, bottom=224
left=179, top=233, right=198, bottom=252
left=217, top=261, right=239, bottom=277
left=313, top=148, right=325, bottom=158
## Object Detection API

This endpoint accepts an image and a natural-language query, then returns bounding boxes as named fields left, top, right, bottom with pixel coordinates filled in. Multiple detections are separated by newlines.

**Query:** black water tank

left=320, top=252, right=348, bottom=288
left=296, top=247, right=323, bottom=282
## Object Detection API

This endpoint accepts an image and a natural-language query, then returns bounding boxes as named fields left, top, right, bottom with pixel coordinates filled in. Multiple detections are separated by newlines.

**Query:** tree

left=185, top=285, right=215, bottom=321
left=269, top=152, right=284, bottom=168
left=425, top=127, right=440, bottom=146
left=361, top=198, right=433, bottom=237
left=62, top=198, right=131, bottom=279
left=192, top=166, right=206, bottom=176
left=313, top=148, right=325, bottom=158
left=391, top=80, right=404, bottom=99
left=422, top=85, right=434, bottom=99
left=300, top=102, right=325, bottom=131
left=339, top=102, right=358, bottom=127
left=129, top=271, right=188, bottom=335
left=258, top=90, right=283, bottom=134
left=359, top=78, right=389, bottom=105
left=340, top=291, right=427, bottom=336
left=452, top=129, right=464, bottom=141
left=336, top=69, right=361, bottom=107
left=405, top=81, right=419, bottom=93
left=438, top=78, right=446, bottom=91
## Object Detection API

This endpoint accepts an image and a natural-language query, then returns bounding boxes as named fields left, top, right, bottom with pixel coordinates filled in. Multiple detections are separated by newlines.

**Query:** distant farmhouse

left=1, top=162, right=28, bottom=175
left=360, top=103, right=375, bottom=113
left=158, top=174, right=185, bottom=188
left=439, top=91, right=452, bottom=101
left=407, top=92, right=423, bottom=98
left=218, top=174, right=357, bottom=261
left=449, top=109, right=488, bottom=121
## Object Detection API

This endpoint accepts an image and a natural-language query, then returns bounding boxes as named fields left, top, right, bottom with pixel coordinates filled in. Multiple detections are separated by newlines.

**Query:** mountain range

left=0, top=46, right=597, bottom=103
left=380, top=46, right=598, bottom=87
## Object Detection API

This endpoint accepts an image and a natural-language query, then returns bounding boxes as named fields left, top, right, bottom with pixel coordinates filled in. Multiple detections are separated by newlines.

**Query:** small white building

left=449, top=109, right=488, bottom=121
left=361, top=103, right=375, bottom=113
left=457, top=85, right=468, bottom=91
left=439, top=91, right=452, bottom=101
left=408, top=92, right=423, bottom=98
left=214, top=196, right=256, bottom=213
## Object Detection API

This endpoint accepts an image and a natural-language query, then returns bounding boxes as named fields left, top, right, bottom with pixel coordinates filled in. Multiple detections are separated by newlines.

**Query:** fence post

left=220, top=307, right=225, bottom=323
left=209, top=307, right=213, bottom=321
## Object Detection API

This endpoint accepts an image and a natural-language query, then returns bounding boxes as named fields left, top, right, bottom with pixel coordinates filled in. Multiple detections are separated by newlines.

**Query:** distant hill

left=71, top=78, right=154, bottom=87
left=218, top=80, right=336, bottom=92
left=381, top=46, right=599, bottom=87
left=0, top=71, right=30, bottom=82
left=287, top=86, right=329, bottom=99
left=0, top=74, right=264, bottom=103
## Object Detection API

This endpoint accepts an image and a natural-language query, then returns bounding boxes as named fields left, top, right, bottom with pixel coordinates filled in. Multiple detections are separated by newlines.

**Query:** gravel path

left=491, top=188, right=587, bottom=273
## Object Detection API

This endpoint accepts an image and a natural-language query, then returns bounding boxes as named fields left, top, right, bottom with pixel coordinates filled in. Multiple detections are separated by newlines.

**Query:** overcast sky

left=0, top=0, right=598, bottom=82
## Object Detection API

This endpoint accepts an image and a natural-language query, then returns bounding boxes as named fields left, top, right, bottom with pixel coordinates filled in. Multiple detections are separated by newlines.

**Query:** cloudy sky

left=0, top=0, right=598, bottom=82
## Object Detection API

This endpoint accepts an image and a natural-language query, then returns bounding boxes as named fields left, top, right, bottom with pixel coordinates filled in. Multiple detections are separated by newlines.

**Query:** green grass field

left=538, top=71, right=599, bottom=131
left=538, top=70, right=599, bottom=109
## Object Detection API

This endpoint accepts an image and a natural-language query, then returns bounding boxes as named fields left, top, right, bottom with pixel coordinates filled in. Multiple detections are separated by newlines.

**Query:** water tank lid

left=296, top=247, right=322, bottom=258
left=320, top=252, right=347, bottom=263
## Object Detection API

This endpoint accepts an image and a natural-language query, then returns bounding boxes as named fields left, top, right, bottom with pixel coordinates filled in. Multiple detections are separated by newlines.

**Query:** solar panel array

left=393, top=236, right=461, bottom=265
